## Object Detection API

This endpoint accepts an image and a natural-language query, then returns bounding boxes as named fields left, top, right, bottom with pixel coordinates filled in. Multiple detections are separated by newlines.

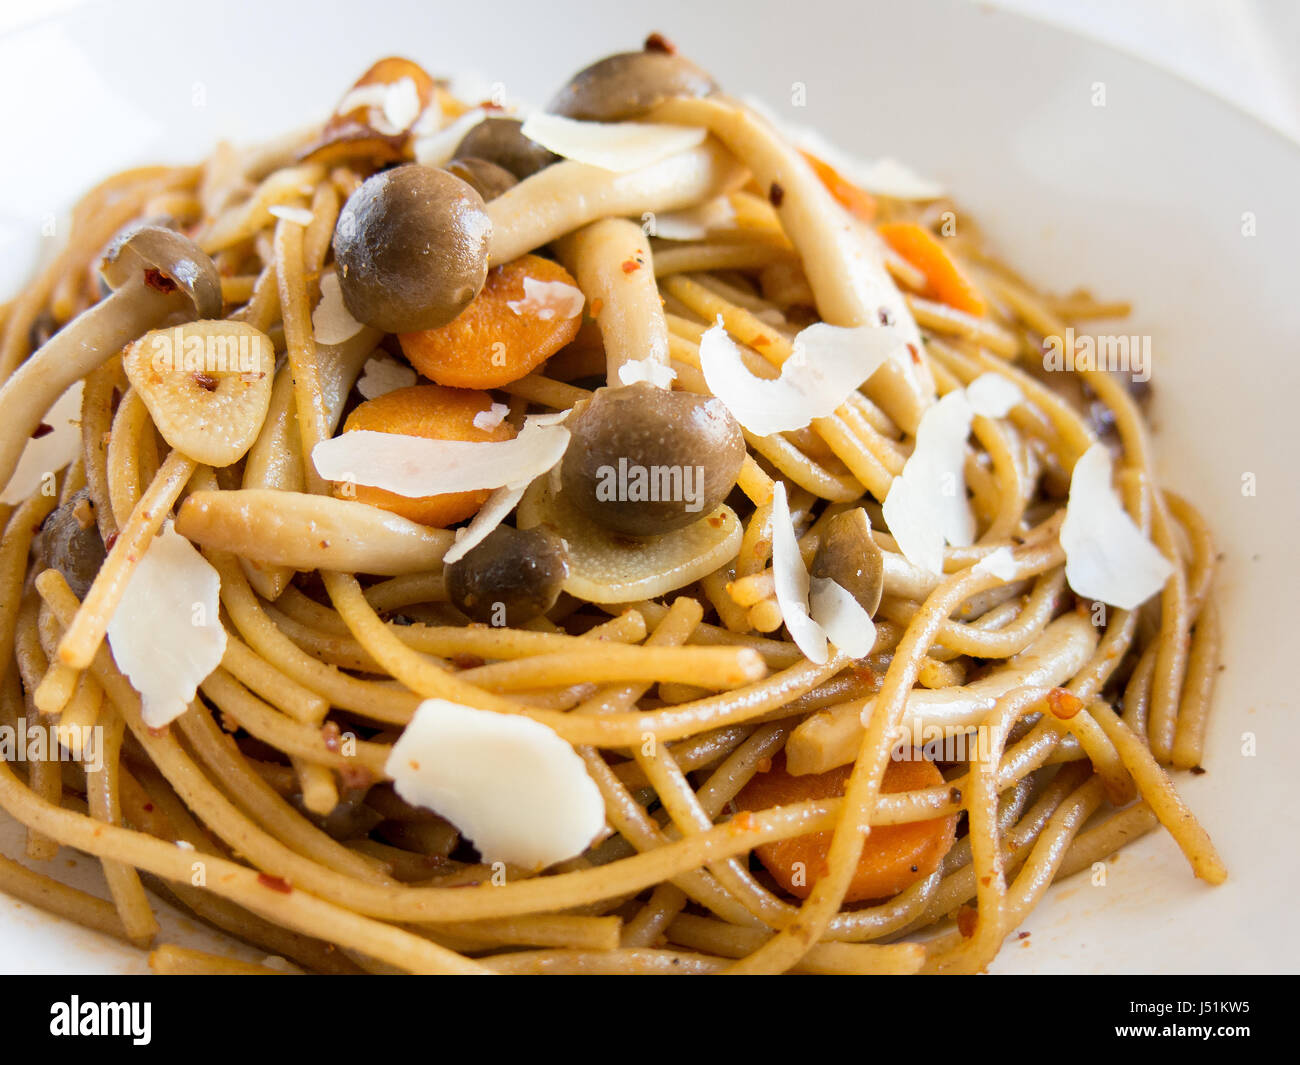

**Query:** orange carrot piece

left=399, top=255, right=583, bottom=389
left=800, top=149, right=876, bottom=223
left=734, top=752, right=957, bottom=902
left=877, top=220, right=987, bottom=317
left=332, top=385, right=514, bottom=528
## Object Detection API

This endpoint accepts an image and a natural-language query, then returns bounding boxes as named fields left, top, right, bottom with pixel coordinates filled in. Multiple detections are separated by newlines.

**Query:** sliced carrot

left=734, top=752, right=957, bottom=902
left=800, top=149, right=876, bottom=223
left=876, top=220, right=987, bottom=317
left=398, top=255, right=583, bottom=389
left=332, top=385, right=514, bottom=528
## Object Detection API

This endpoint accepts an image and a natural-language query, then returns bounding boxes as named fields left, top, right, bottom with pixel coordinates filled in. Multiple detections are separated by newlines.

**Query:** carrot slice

left=800, top=149, right=876, bottom=223
left=877, top=220, right=987, bottom=317
left=734, top=752, right=957, bottom=902
left=398, top=255, right=584, bottom=389
left=332, top=385, right=514, bottom=528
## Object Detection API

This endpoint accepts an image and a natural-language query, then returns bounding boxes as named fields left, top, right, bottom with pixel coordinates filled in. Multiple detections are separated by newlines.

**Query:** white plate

left=1, top=0, right=1296, bottom=975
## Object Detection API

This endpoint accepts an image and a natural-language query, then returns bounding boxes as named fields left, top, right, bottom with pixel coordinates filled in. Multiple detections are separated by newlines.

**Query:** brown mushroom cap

left=35, top=489, right=106, bottom=601
left=100, top=223, right=223, bottom=319
left=444, top=156, right=518, bottom=202
left=453, top=117, right=558, bottom=180
left=548, top=50, right=718, bottom=122
left=560, top=382, right=745, bottom=536
left=811, top=508, right=884, bottom=615
left=332, top=164, right=492, bottom=333
left=444, top=524, right=569, bottom=625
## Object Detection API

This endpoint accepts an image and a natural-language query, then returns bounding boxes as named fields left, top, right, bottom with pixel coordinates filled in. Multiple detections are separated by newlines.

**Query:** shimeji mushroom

left=55, top=318, right=275, bottom=672
left=547, top=46, right=717, bottom=122
left=0, top=224, right=221, bottom=494
left=452, top=117, right=558, bottom=180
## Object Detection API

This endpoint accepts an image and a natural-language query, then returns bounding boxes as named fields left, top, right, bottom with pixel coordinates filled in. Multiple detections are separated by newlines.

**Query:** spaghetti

left=0, top=38, right=1222, bottom=975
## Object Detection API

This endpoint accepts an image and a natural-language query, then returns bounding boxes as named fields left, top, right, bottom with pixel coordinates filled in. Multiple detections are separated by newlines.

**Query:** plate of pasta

left=0, top=0, right=1296, bottom=975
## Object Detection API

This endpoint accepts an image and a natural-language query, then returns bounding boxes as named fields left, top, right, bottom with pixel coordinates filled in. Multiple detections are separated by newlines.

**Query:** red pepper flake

left=643, top=32, right=676, bottom=54
left=768, top=181, right=785, bottom=208
left=31, top=423, right=54, bottom=439
left=752, top=334, right=770, bottom=348
left=732, top=810, right=756, bottom=831
left=478, top=99, right=505, bottom=111
left=589, top=297, right=604, bottom=317
left=193, top=372, right=219, bottom=392
left=621, top=257, right=643, bottom=274
left=707, top=514, right=724, bottom=528
left=143, top=268, right=177, bottom=294
left=257, top=873, right=293, bottom=894
left=956, top=904, right=977, bottom=938
left=907, top=342, right=921, bottom=364
left=1046, top=687, right=1084, bottom=720
left=105, top=532, right=119, bottom=552
left=1190, top=765, right=1207, bottom=776
left=755, top=757, right=773, bottom=774
left=1017, top=930, right=1030, bottom=940
left=143, top=803, right=154, bottom=813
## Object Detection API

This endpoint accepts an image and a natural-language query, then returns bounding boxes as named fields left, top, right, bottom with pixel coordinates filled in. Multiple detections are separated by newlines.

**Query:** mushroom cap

left=453, top=117, right=559, bottom=180
left=332, top=164, right=492, bottom=334
left=100, top=224, right=222, bottom=319
left=560, top=382, right=746, bottom=536
left=811, top=508, right=884, bottom=615
left=444, top=156, right=518, bottom=202
left=548, top=50, right=718, bottom=122
left=444, top=524, right=569, bottom=626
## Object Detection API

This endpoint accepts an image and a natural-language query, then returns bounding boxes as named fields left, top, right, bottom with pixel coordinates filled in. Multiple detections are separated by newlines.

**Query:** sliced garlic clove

left=123, top=321, right=275, bottom=467
left=515, top=472, right=741, bottom=604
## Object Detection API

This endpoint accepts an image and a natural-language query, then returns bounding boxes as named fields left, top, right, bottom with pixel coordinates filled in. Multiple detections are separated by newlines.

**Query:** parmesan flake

left=2, top=381, right=83, bottom=505
left=520, top=113, right=706, bottom=172
left=312, top=270, right=365, bottom=345
left=267, top=204, right=314, bottom=226
left=356, top=354, right=417, bottom=400
left=617, top=358, right=676, bottom=389
left=505, top=277, right=585, bottom=321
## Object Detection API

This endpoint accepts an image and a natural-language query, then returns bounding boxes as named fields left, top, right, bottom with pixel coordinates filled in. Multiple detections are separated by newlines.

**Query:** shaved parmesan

left=650, top=196, right=736, bottom=240
left=882, top=390, right=975, bottom=575
left=972, top=546, right=1018, bottom=580
left=337, top=77, right=421, bottom=136
left=505, top=277, right=585, bottom=321
left=413, top=108, right=487, bottom=167
left=770, top=483, right=876, bottom=663
left=617, top=358, right=676, bottom=389
left=313, top=419, right=570, bottom=498
left=700, top=319, right=903, bottom=436
left=443, top=481, right=527, bottom=565
left=966, top=373, right=1022, bottom=418
left=1061, top=443, right=1173, bottom=609
left=520, top=113, right=706, bottom=172
left=2, top=381, right=83, bottom=505
left=106, top=522, right=225, bottom=729
left=386, top=698, right=605, bottom=868
left=268, top=204, right=314, bottom=226
left=313, top=271, right=365, bottom=345
left=472, top=402, right=510, bottom=431
left=356, top=355, right=416, bottom=400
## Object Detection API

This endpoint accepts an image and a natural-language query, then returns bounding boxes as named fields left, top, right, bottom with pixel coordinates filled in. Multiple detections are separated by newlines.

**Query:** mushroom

left=443, top=157, right=518, bottom=202
left=444, top=524, right=569, bottom=625
left=554, top=218, right=745, bottom=536
left=332, top=164, right=492, bottom=333
left=34, top=489, right=106, bottom=600
left=452, top=116, right=558, bottom=179
left=549, top=48, right=717, bottom=121
left=810, top=508, right=884, bottom=615
left=0, top=225, right=220, bottom=492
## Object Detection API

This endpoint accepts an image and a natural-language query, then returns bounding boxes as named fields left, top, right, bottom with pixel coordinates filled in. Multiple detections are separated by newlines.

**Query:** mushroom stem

left=648, top=96, right=935, bottom=434
left=556, top=218, right=668, bottom=385
left=486, top=140, right=746, bottom=265
left=0, top=275, right=181, bottom=492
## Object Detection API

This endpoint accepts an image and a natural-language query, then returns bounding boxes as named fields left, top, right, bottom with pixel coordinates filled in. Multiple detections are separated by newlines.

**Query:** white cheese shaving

left=313, top=419, right=570, bottom=498
left=2, top=381, right=83, bottom=505
left=882, top=390, right=975, bottom=575
left=443, top=481, right=528, bottom=565
left=337, top=77, right=421, bottom=136
left=413, top=108, right=488, bottom=167
left=386, top=698, right=605, bottom=868
left=966, top=372, right=1022, bottom=418
left=769, top=483, right=876, bottom=663
left=312, top=270, right=365, bottom=345
left=699, top=319, right=903, bottom=436
left=520, top=113, right=706, bottom=173
left=972, top=546, right=1019, bottom=580
left=505, top=277, right=585, bottom=321
left=649, top=196, right=736, bottom=240
left=1060, top=443, right=1174, bottom=609
left=267, top=204, right=314, bottom=226
left=356, top=355, right=417, bottom=400
left=617, top=358, right=676, bottom=389
left=472, top=402, right=510, bottom=431
left=106, top=522, right=226, bottom=729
